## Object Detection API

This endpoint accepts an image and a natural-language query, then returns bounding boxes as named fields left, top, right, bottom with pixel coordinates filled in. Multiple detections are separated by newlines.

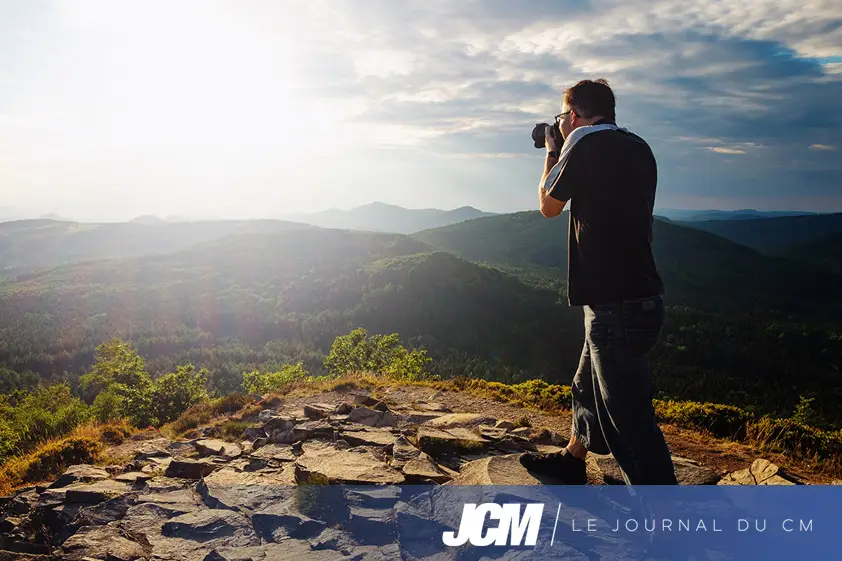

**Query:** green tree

left=80, top=338, right=149, bottom=403
left=151, top=364, right=209, bottom=424
left=324, top=328, right=430, bottom=380
left=242, top=362, right=309, bottom=395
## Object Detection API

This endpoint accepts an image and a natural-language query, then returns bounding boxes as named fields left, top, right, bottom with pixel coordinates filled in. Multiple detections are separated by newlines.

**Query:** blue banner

left=290, top=484, right=837, bottom=560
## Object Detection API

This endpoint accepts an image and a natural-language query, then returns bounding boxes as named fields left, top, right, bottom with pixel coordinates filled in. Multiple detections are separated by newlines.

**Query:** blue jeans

left=571, top=295, right=678, bottom=485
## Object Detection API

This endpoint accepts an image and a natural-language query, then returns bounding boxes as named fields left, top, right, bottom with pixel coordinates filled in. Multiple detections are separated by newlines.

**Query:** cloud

left=707, top=147, right=747, bottom=154
left=809, top=144, right=837, bottom=151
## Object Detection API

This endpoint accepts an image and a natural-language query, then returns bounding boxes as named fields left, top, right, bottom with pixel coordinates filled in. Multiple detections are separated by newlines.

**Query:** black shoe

left=521, top=449, right=587, bottom=485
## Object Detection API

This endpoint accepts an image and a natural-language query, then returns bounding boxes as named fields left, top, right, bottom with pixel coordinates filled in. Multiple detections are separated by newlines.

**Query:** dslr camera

left=531, top=117, right=562, bottom=149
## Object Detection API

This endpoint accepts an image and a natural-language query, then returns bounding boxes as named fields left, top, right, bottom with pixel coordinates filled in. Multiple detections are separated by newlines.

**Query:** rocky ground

left=0, top=385, right=824, bottom=560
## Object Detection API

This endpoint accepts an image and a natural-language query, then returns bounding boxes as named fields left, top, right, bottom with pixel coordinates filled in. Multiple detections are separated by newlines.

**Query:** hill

left=674, top=212, right=842, bottom=253
left=281, top=202, right=498, bottom=234
left=411, top=210, right=842, bottom=317
left=129, top=214, right=166, bottom=224
left=778, top=231, right=842, bottom=273
left=2, top=222, right=842, bottom=427
left=655, top=209, right=819, bottom=221
left=0, top=219, right=314, bottom=274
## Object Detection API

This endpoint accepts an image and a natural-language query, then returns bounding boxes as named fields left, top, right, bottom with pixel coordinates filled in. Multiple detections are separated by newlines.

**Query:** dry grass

left=0, top=420, right=133, bottom=496
left=161, top=393, right=254, bottom=438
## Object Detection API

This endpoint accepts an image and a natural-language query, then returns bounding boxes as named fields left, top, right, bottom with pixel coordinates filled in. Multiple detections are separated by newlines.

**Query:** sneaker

left=521, top=449, right=587, bottom=485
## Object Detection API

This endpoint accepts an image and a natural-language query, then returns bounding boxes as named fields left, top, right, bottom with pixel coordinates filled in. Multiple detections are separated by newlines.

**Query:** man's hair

left=563, top=78, right=615, bottom=121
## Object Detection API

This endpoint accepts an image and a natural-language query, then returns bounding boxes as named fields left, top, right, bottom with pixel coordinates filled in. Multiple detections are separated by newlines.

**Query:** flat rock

left=248, top=443, right=297, bottom=462
left=252, top=505, right=327, bottom=542
left=495, top=420, right=515, bottom=430
left=115, top=471, right=153, bottom=484
left=165, top=458, right=220, bottom=479
left=412, top=402, right=450, bottom=412
left=61, top=525, right=146, bottom=561
left=242, top=427, right=267, bottom=441
left=390, top=436, right=422, bottom=469
left=590, top=454, right=720, bottom=485
left=423, top=413, right=497, bottom=430
left=416, top=427, right=488, bottom=456
left=64, top=480, right=133, bottom=503
left=162, top=509, right=259, bottom=547
left=718, top=458, right=800, bottom=485
left=447, top=454, right=564, bottom=485
left=342, top=430, right=396, bottom=448
left=48, top=465, right=110, bottom=489
left=294, top=448, right=405, bottom=484
left=402, top=453, right=451, bottom=484
left=304, top=403, right=334, bottom=419
left=347, top=407, right=397, bottom=428
left=197, top=467, right=296, bottom=511
left=74, top=494, right=138, bottom=526
left=333, top=403, right=354, bottom=415
left=194, top=439, right=242, bottom=459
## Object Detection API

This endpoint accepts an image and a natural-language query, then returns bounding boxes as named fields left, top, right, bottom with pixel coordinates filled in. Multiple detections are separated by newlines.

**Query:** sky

left=1, top=0, right=841, bottom=221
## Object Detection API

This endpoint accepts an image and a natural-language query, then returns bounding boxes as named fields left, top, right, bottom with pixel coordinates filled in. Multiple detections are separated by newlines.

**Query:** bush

left=654, top=399, right=752, bottom=439
left=243, top=363, right=310, bottom=395
left=747, top=417, right=842, bottom=463
left=324, top=328, right=431, bottom=381
left=163, top=393, right=254, bottom=437
left=151, top=365, right=209, bottom=425
left=0, top=435, right=102, bottom=495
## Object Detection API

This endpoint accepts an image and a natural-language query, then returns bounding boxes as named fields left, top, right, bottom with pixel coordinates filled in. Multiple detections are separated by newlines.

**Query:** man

left=530, top=79, right=677, bottom=485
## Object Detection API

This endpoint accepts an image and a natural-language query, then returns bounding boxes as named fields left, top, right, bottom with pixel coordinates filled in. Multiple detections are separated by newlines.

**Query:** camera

left=531, top=120, right=561, bottom=149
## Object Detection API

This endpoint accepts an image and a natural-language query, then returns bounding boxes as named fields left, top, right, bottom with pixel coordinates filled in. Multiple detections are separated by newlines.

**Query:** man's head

left=558, top=78, right=616, bottom=140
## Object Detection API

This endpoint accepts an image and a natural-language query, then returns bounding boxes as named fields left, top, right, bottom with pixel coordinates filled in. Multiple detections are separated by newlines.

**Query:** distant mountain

left=412, top=210, right=842, bottom=318
left=38, top=213, right=67, bottom=221
left=675, top=213, right=842, bottom=253
left=0, top=219, right=314, bottom=274
left=281, top=202, right=498, bottom=234
left=655, top=209, right=820, bottom=221
left=130, top=215, right=166, bottom=225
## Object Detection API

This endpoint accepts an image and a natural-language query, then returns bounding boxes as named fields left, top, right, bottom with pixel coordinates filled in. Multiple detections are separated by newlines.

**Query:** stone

left=48, top=465, right=110, bottom=489
left=264, top=416, right=296, bottom=433
left=164, top=458, right=219, bottom=479
left=194, top=439, right=242, bottom=459
left=353, top=394, right=380, bottom=407
left=115, top=472, right=153, bottom=484
left=333, top=403, right=354, bottom=415
left=494, top=437, right=538, bottom=453
left=413, top=402, right=450, bottom=412
left=294, top=448, right=405, bottom=484
left=242, top=427, right=267, bottom=441
left=511, top=427, right=533, bottom=437
left=402, top=453, right=452, bottom=484
left=416, top=427, right=488, bottom=457
left=308, top=527, right=357, bottom=552
left=60, top=526, right=146, bottom=561
left=134, top=446, right=172, bottom=461
left=258, top=409, right=277, bottom=423
left=304, top=403, right=334, bottom=419
left=347, top=504, right=396, bottom=543
left=167, top=441, right=196, bottom=455
left=423, top=413, right=497, bottom=430
left=478, top=426, right=509, bottom=441
left=342, top=430, right=396, bottom=448
left=162, top=509, right=260, bottom=547
left=64, top=480, right=133, bottom=503
left=389, top=436, right=422, bottom=469
left=75, top=494, right=138, bottom=526
left=248, top=443, right=297, bottom=462
left=495, top=420, right=515, bottom=430
left=589, top=454, right=720, bottom=485
left=252, top=506, right=327, bottom=542
left=718, top=458, right=800, bottom=485
left=197, top=467, right=297, bottom=511
left=447, top=454, right=564, bottom=485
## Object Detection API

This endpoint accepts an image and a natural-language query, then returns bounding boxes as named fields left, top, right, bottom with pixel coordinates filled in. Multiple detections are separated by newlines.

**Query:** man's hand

left=545, top=125, right=559, bottom=154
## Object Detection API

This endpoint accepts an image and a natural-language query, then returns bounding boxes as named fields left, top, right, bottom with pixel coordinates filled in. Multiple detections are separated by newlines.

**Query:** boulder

left=495, top=420, right=515, bottom=430
left=252, top=505, right=327, bottom=542
left=48, top=465, right=110, bottom=489
left=74, top=493, right=138, bottom=527
left=447, top=454, right=564, bottom=485
left=61, top=526, right=146, bottom=561
left=347, top=407, right=397, bottom=428
left=333, top=403, right=354, bottom=416
left=193, top=439, right=242, bottom=459
left=64, top=480, right=133, bottom=503
left=164, top=458, right=219, bottom=479
left=402, top=453, right=452, bottom=484
left=422, top=413, right=496, bottom=430
left=353, top=394, right=381, bottom=408
left=264, top=416, right=296, bottom=433
left=115, top=471, right=153, bottom=484
left=242, top=427, right=267, bottom=441
left=389, top=436, right=422, bottom=469
left=718, top=458, right=801, bottom=485
left=294, top=448, right=405, bottom=485
left=416, top=427, right=488, bottom=457
left=162, top=509, right=260, bottom=547
left=304, top=403, right=335, bottom=419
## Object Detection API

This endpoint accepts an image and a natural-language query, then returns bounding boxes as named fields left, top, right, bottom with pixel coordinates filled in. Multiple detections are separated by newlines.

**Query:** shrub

left=243, top=363, right=310, bottom=395
left=151, top=365, right=209, bottom=425
left=324, top=328, right=431, bottom=381
left=0, top=435, right=102, bottom=495
left=654, top=399, right=752, bottom=439
left=747, top=417, right=842, bottom=463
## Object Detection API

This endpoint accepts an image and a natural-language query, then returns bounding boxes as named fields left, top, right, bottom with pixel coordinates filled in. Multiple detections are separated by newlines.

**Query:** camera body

left=531, top=121, right=562, bottom=149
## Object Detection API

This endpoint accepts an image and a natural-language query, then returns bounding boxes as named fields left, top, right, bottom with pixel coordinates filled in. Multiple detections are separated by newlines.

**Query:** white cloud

left=809, top=144, right=837, bottom=151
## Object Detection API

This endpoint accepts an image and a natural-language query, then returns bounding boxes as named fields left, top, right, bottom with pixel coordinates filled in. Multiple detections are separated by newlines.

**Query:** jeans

left=571, top=294, right=678, bottom=485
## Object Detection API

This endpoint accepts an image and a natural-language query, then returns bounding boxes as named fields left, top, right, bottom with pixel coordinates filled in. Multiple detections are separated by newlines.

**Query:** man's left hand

left=545, top=125, right=558, bottom=154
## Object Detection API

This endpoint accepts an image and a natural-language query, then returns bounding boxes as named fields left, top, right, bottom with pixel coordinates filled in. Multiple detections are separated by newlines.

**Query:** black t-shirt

left=547, top=120, right=664, bottom=306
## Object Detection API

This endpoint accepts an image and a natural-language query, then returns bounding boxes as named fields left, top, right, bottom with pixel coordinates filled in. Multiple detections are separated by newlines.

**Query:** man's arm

left=538, top=152, right=566, bottom=218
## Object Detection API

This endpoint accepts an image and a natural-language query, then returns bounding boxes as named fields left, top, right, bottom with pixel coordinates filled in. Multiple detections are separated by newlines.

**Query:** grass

left=0, top=420, right=133, bottom=496
left=161, top=393, right=254, bottom=438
